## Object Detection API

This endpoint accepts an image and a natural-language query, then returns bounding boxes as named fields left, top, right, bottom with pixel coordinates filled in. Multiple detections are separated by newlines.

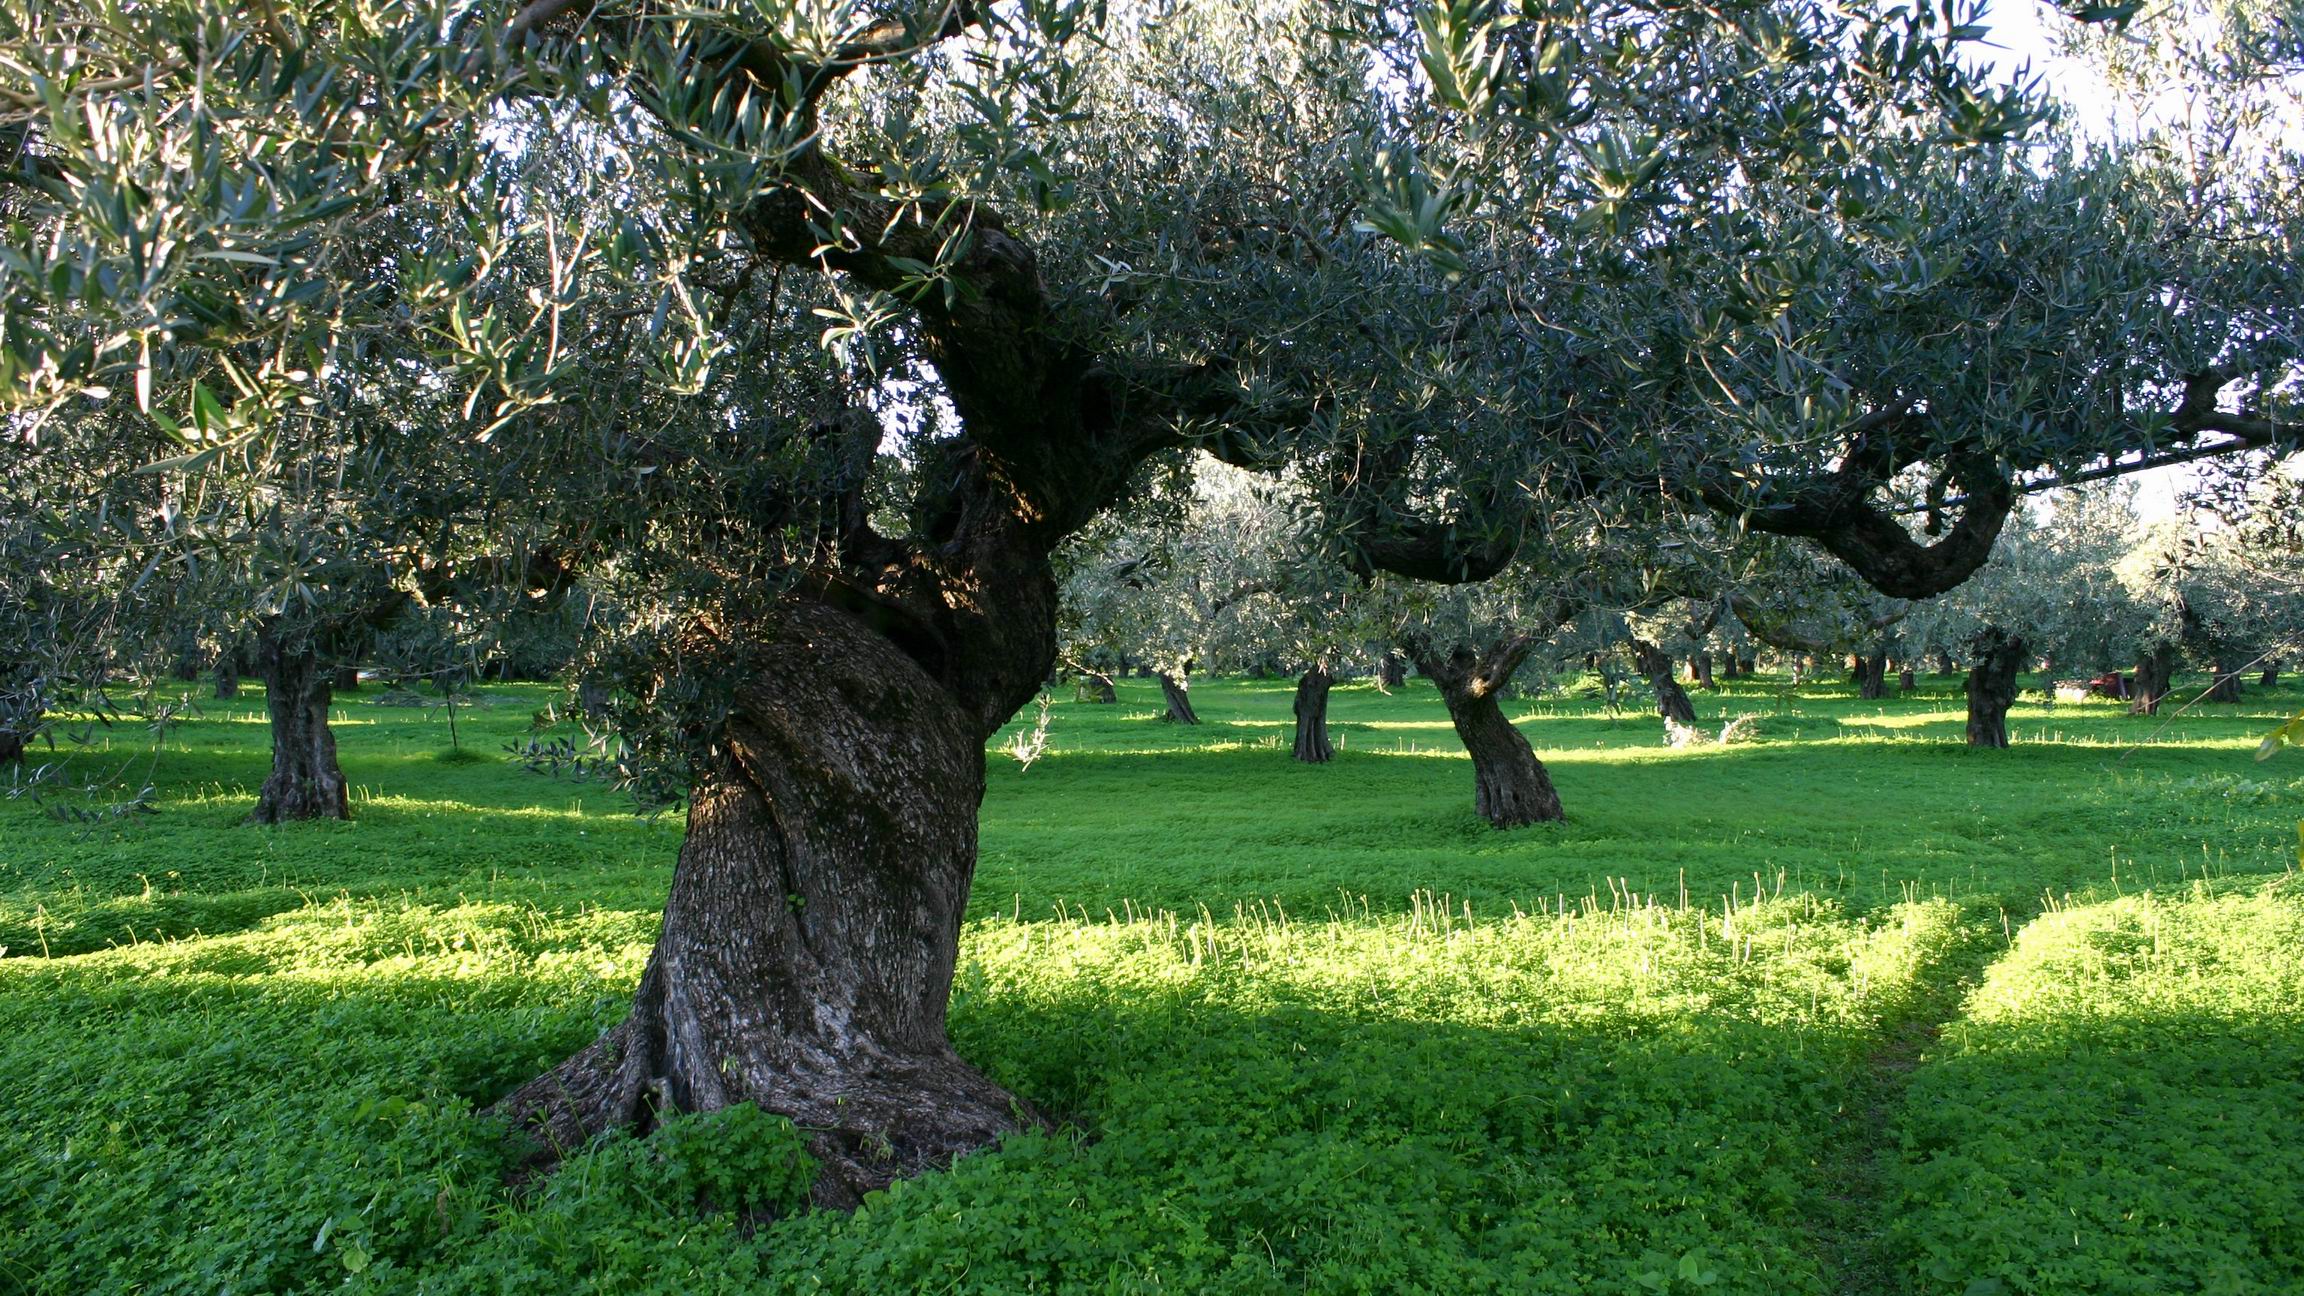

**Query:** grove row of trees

left=3, top=0, right=2299, bottom=1199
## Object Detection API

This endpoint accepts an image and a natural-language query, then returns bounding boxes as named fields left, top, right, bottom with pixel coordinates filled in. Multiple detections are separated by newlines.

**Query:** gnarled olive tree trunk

left=1411, top=637, right=1563, bottom=827
left=1855, top=651, right=1890, bottom=700
left=248, top=630, right=349, bottom=824
left=1291, top=665, right=1334, bottom=763
left=497, top=602, right=1024, bottom=1205
left=1963, top=626, right=2026, bottom=748
left=1377, top=650, right=1408, bottom=690
left=2205, top=661, right=2244, bottom=703
left=1689, top=653, right=1716, bottom=690
left=2130, top=644, right=2175, bottom=716
left=1157, top=670, right=1200, bottom=725
left=2261, top=660, right=2280, bottom=688
left=1631, top=639, right=1697, bottom=725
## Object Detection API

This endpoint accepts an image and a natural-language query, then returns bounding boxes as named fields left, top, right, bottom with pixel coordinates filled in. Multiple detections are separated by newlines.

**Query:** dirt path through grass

left=1812, top=914, right=2008, bottom=1296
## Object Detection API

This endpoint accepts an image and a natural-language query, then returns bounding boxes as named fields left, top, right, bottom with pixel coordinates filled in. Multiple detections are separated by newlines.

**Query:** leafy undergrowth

left=1, top=673, right=2300, bottom=1292
left=1887, top=878, right=2304, bottom=1295
left=0, top=888, right=1967, bottom=1294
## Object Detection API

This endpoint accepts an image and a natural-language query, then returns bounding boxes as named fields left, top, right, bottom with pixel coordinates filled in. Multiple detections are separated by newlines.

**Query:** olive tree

left=6, top=0, right=2298, bottom=1201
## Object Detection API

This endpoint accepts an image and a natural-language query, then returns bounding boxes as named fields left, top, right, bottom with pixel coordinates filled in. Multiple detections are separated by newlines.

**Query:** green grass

left=0, top=673, right=2299, bottom=1293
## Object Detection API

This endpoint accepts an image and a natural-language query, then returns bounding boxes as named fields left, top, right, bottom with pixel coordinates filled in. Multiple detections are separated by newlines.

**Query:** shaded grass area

left=0, top=673, right=2300, bottom=1293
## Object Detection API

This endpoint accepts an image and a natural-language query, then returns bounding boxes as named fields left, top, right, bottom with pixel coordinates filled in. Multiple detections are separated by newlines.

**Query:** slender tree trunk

left=1964, top=628, right=2027, bottom=748
left=1411, top=640, right=1564, bottom=827
left=1157, top=671, right=1200, bottom=725
left=2205, top=662, right=2244, bottom=703
left=1632, top=640, right=1698, bottom=725
left=1291, top=665, right=1334, bottom=763
left=496, top=602, right=1030, bottom=1204
left=2130, top=645, right=2175, bottom=716
left=249, top=632, right=349, bottom=824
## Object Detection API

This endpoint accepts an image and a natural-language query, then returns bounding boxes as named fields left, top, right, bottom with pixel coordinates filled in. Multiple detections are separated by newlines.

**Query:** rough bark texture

left=496, top=604, right=1027, bottom=1206
left=1157, top=672, right=1200, bottom=725
left=248, top=634, right=349, bottom=824
left=1411, top=638, right=1564, bottom=827
left=1291, top=666, right=1334, bottom=763
left=1964, top=627, right=2027, bottom=748
left=1632, top=640, right=1698, bottom=725
left=2131, top=646, right=2176, bottom=716
left=1690, top=654, right=1716, bottom=690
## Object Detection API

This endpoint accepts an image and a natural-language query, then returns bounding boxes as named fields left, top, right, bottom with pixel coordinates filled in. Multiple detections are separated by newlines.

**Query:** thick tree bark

left=1157, top=671, right=1200, bottom=725
left=496, top=604, right=1026, bottom=1205
left=1411, top=638, right=1564, bottom=827
left=1632, top=639, right=1698, bottom=725
left=1690, top=653, right=1717, bottom=690
left=2130, top=645, right=2175, bottom=716
left=1855, top=653, right=1890, bottom=700
left=1291, top=666, right=1334, bottom=763
left=249, top=633, right=349, bottom=824
left=1964, top=627, right=2027, bottom=748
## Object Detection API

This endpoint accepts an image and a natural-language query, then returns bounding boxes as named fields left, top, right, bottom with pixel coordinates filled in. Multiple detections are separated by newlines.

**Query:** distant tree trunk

left=2205, top=662, right=2244, bottom=703
left=1632, top=639, right=1698, bottom=725
left=213, top=659, right=240, bottom=700
left=2262, top=660, right=2280, bottom=688
left=1736, top=654, right=1757, bottom=676
left=1411, top=637, right=1564, bottom=827
left=1932, top=650, right=1957, bottom=677
left=2130, top=645, right=2175, bottom=716
left=576, top=676, right=613, bottom=720
left=1856, top=653, right=1890, bottom=700
left=1378, top=650, right=1407, bottom=689
left=1690, top=653, right=1717, bottom=689
left=1291, top=665, right=1334, bottom=763
left=1157, top=671, right=1200, bottom=725
left=1964, top=627, right=2027, bottom=748
left=497, top=601, right=1029, bottom=1205
left=249, top=631, right=349, bottom=824
left=333, top=665, right=361, bottom=693
left=1898, top=667, right=1917, bottom=692
left=1080, top=671, right=1117, bottom=704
